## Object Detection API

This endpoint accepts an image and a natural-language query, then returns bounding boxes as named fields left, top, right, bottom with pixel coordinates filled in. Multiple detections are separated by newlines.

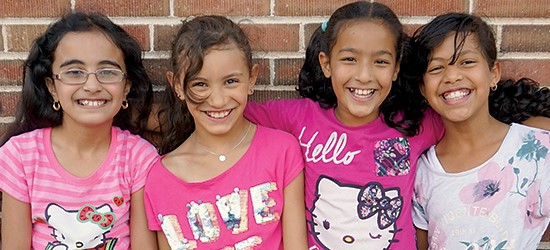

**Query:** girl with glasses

left=0, top=11, right=159, bottom=249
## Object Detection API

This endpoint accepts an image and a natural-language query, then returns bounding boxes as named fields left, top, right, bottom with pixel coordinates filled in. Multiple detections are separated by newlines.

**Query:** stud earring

left=52, top=101, right=61, bottom=111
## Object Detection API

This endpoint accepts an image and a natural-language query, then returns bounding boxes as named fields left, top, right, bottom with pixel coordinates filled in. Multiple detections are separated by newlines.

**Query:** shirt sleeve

left=0, top=138, right=30, bottom=203
left=281, top=132, right=305, bottom=188
left=412, top=155, right=430, bottom=230
left=422, top=108, right=445, bottom=143
left=129, top=136, right=160, bottom=193
left=143, top=160, right=164, bottom=231
left=245, top=99, right=301, bottom=133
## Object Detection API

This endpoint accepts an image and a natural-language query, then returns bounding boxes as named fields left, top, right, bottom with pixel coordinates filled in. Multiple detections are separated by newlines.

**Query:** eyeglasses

left=52, top=69, right=126, bottom=85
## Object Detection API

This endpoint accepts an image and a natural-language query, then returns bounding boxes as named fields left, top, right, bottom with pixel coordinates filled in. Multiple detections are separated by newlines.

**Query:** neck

left=440, top=114, right=508, bottom=149
left=51, top=123, right=112, bottom=151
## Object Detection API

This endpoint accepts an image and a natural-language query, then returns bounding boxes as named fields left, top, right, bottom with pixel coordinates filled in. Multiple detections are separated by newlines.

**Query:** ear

left=392, top=62, right=400, bottom=81
left=45, top=77, right=58, bottom=101
left=490, top=61, right=501, bottom=88
left=167, top=71, right=184, bottom=101
left=419, top=82, right=427, bottom=99
left=123, top=80, right=132, bottom=98
left=248, top=64, right=259, bottom=92
left=318, top=51, right=331, bottom=78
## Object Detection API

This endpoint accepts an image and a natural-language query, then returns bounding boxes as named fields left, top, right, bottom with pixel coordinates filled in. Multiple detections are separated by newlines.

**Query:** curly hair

left=490, top=78, right=550, bottom=124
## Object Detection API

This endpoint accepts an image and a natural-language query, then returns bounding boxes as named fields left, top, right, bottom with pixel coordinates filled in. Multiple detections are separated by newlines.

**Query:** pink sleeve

left=0, top=138, right=30, bottom=203
left=280, top=133, right=305, bottom=188
left=129, top=136, right=160, bottom=194
left=422, top=108, right=445, bottom=143
left=245, top=99, right=301, bottom=133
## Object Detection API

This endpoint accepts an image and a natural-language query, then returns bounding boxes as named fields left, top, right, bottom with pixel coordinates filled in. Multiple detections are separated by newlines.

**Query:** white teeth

left=206, top=110, right=230, bottom=118
left=349, top=88, right=375, bottom=98
left=78, top=100, right=106, bottom=106
left=443, top=90, right=470, bottom=100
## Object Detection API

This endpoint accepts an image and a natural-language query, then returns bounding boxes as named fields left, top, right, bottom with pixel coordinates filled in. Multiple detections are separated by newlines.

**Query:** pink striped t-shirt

left=0, top=126, right=159, bottom=250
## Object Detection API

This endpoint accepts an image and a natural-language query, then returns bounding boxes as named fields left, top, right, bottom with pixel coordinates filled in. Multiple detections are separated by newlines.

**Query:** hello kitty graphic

left=44, top=203, right=118, bottom=250
left=310, top=176, right=402, bottom=249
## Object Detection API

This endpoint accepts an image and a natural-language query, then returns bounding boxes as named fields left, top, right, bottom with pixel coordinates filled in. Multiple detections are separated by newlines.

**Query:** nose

left=207, top=86, right=227, bottom=108
left=343, top=235, right=355, bottom=244
left=355, top=63, right=373, bottom=83
left=442, top=65, right=462, bottom=84
left=82, top=73, right=103, bottom=92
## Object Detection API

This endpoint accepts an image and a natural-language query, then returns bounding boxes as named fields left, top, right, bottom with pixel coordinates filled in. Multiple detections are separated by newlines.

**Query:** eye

left=63, top=69, right=86, bottom=77
left=427, top=65, right=443, bottom=74
left=375, top=59, right=391, bottom=65
left=322, top=219, right=331, bottom=230
left=191, top=81, right=206, bottom=87
left=226, top=78, right=238, bottom=85
left=341, top=57, right=356, bottom=62
left=461, top=59, right=477, bottom=66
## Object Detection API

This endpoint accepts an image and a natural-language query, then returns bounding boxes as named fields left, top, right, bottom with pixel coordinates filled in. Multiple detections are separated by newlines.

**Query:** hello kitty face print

left=310, top=176, right=402, bottom=249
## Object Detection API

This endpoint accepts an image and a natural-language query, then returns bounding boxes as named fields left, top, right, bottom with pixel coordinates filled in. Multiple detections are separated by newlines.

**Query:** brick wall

left=0, top=0, right=549, bottom=247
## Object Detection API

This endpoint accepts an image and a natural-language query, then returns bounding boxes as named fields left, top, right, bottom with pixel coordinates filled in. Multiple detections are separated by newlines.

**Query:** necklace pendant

left=218, top=154, right=226, bottom=162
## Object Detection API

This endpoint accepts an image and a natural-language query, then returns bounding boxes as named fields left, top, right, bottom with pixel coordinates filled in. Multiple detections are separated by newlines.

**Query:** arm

left=157, top=231, right=172, bottom=250
left=522, top=116, right=550, bottom=131
left=416, top=227, right=429, bottom=250
left=282, top=171, right=308, bottom=249
left=131, top=188, right=158, bottom=250
left=1, top=192, right=32, bottom=249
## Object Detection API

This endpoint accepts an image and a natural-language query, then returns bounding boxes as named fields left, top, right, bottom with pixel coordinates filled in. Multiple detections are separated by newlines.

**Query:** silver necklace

left=192, top=122, right=252, bottom=162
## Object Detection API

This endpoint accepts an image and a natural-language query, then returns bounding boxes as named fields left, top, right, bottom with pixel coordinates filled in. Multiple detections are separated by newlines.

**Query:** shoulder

left=255, top=125, right=299, bottom=143
left=2, top=128, right=48, bottom=148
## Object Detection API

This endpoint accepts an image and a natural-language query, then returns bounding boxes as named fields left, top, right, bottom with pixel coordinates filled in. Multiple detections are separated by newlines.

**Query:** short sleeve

left=245, top=99, right=306, bottom=133
left=143, top=160, right=165, bottom=231
left=281, top=133, right=305, bottom=188
left=0, top=139, right=30, bottom=203
left=422, top=108, right=445, bottom=143
left=536, top=129, right=550, bottom=217
left=127, top=135, right=159, bottom=193
left=412, top=155, right=430, bottom=230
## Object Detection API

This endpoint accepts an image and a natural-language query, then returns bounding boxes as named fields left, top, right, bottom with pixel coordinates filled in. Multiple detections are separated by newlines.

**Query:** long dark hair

left=1, top=11, right=153, bottom=146
left=297, top=1, right=424, bottom=136
left=157, top=15, right=254, bottom=154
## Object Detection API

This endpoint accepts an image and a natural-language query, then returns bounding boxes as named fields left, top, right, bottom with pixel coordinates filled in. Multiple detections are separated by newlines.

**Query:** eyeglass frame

left=51, top=68, right=127, bottom=85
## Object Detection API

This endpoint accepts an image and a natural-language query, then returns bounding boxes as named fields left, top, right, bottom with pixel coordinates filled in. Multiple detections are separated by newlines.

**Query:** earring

left=248, top=88, right=254, bottom=95
left=52, top=101, right=61, bottom=111
left=121, top=100, right=129, bottom=109
left=491, top=85, right=498, bottom=91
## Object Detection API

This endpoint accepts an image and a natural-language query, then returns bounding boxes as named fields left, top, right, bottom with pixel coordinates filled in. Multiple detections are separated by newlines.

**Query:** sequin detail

left=216, top=188, right=249, bottom=234
left=250, top=182, right=280, bottom=224
left=187, top=201, right=221, bottom=243
left=221, top=236, right=263, bottom=249
left=159, top=214, right=198, bottom=249
left=374, top=137, right=411, bottom=176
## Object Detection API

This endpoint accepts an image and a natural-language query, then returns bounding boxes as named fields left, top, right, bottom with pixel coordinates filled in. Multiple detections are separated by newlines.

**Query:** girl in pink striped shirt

left=0, top=12, right=158, bottom=249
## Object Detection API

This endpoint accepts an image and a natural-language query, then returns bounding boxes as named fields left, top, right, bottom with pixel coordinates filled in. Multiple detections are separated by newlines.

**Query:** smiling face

left=47, top=30, right=130, bottom=129
left=319, top=20, right=399, bottom=126
left=420, top=32, right=500, bottom=124
left=171, top=44, right=258, bottom=137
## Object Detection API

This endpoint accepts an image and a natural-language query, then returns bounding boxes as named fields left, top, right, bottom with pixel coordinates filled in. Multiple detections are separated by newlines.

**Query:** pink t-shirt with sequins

left=144, top=125, right=304, bottom=249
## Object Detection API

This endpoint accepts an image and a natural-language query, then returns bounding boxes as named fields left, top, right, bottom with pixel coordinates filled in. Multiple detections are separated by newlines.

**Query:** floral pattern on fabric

left=374, top=138, right=411, bottom=176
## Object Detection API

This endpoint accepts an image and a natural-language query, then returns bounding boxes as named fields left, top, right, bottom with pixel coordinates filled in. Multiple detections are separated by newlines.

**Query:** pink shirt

left=245, top=99, right=444, bottom=249
left=144, top=125, right=304, bottom=249
left=0, top=127, right=158, bottom=250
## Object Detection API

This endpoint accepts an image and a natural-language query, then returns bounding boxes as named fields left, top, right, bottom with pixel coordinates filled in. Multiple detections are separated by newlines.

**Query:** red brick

left=378, top=0, right=467, bottom=16
left=501, top=26, right=550, bottom=53
left=154, top=25, right=181, bottom=51
left=0, top=92, right=20, bottom=116
left=121, top=25, right=150, bottom=52
left=0, top=0, right=70, bottom=18
left=76, top=0, right=169, bottom=16
left=7, top=25, right=49, bottom=52
left=304, top=23, right=321, bottom=48
left=144, top=59, right=171, bottom=87
left=250, top=90, right=300, bottom=102
left=175, top=0, right=270, bottom=16
left=274, top=59, right=302, bottom=85
left=0, top=60, right=24, bottom=86
left=499, top=59, right=550, bottom=86
left=244, top=24, right=300, bottom=52
left=276, top=0, right=356, bottom=16
left=543, top=228, right=550, bottom=241
left=253, top=59, right=270, bottom=86
left=474, top=0, right=550, bottom=18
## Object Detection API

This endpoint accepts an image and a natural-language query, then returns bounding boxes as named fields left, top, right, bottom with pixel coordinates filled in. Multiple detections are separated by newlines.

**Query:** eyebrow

left=337, top=47, right=394, bottom=57
left=59, top=59, right=123, bottom=69
left=192, top=72, right=245, bottom=81
left=431, top=49, right=478, bottom=63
